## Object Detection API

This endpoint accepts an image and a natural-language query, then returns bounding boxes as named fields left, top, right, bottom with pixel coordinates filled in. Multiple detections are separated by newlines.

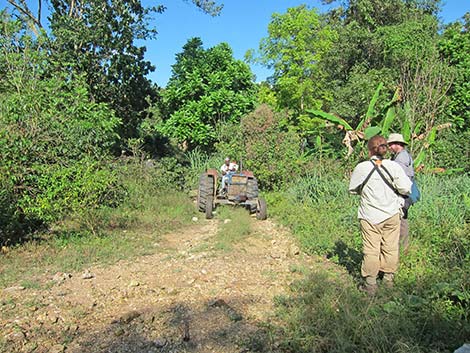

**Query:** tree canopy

left=156, top=38, right=256, bottom=148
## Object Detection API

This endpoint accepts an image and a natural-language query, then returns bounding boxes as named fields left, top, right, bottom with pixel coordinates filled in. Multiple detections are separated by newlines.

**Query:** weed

left=189, top=242, right=211, bottom=254
left=214, top=206, right=253, bottom=251
left=261, top=269, right=278, bottom=281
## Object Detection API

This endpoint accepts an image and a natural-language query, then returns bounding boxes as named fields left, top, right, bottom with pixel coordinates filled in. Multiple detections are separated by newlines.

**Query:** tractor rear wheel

left=197, top=174, right=214, bottom=212
left=246, top=178, right=259, bottom=199
left=205, top=196, right=213, bottom=219
left=256, top=197, right=267, bottom=220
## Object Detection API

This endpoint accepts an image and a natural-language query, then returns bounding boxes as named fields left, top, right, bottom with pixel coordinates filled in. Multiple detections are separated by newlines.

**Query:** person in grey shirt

left=387, top=133, right=414, bottom=253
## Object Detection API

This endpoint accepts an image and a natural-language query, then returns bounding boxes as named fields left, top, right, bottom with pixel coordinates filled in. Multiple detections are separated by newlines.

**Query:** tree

left=249, top=5, right=337, bottom=113
left=439, top=13, right=470, bottom=129
left=0, top=12, right=121, bottom=242
left=4, top=0, right=224, bottom=143
left=319, top=0, right=441, bottom=123
left=156, top=38, right=256, bottom=149
left=47, top=0, right=161, bottom=141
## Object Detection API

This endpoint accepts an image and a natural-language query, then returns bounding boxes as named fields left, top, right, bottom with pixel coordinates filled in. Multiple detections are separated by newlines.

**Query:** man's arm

left=391, top=162, right=412, bottom=195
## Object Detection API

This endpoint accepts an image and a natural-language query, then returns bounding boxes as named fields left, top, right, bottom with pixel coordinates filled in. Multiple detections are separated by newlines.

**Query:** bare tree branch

left=7, top=0, right=43, bottom=36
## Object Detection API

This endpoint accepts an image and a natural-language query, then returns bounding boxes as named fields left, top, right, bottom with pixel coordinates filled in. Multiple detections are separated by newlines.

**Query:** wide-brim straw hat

left=387, top=133, right=408, bottom=145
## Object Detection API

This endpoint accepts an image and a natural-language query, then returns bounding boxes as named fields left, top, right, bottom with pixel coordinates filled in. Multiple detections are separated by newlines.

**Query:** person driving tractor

left=220, top=157, right=238, bottom=194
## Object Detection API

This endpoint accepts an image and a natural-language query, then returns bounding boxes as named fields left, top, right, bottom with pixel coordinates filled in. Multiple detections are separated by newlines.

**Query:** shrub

left=238, top=104, right=307, bottom=189
left=0, top=25, right=121, bottom=243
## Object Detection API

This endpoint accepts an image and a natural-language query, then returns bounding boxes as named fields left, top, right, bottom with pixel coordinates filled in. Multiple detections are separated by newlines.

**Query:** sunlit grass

left=213, top=206, right=253, bottom=251
left=0, top=167, right=197, bottom=288
left=261, top=172, right=470, bottom=353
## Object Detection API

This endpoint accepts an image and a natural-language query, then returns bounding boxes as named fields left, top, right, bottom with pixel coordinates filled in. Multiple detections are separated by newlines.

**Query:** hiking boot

left=359, top=283, right=378, bottom=296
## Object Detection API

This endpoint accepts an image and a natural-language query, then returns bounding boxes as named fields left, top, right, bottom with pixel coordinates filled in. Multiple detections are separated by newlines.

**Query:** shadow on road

left=70, top=296, right=274, bottom=353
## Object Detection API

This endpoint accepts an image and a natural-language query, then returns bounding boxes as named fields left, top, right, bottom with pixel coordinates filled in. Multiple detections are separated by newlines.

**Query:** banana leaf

left=402, top=119, right=411, bottom=143
left=306, top=109, right=353, bottom=131
left=357, top=82, right=383, bottom=131
left=414, top=149, right=426, bottom=169
left=382, top=106, right=396, bottom=137
left=413, top=122, right=423, bottom=136
left=364, top=126, right=382, bottom=140
left=315, top=135, right=322, bottom=149
left=427, top=127, right=437, bottom=146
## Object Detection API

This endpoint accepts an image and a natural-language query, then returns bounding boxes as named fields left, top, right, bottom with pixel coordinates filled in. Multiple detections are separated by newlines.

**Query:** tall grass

left=265, top=172, right=470, bottom=353
left=185, top=147, right=223, bottom=190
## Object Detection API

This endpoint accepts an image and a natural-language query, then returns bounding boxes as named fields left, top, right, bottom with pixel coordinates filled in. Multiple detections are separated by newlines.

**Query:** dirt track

left=1, top=217, right=314, bottom=353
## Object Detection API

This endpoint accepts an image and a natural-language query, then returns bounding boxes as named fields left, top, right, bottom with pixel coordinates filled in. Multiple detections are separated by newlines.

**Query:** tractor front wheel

left=256, top=198, right=267, bottom=220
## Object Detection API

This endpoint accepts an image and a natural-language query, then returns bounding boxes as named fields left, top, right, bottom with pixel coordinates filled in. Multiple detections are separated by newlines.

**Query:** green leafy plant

left=156, top=38, right=256, bottom=148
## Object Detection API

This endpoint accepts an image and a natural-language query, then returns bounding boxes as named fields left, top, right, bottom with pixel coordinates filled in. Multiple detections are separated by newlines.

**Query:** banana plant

left=305, top=83, right=452, bottom=168
left=306, top=83, right=398, bottom=157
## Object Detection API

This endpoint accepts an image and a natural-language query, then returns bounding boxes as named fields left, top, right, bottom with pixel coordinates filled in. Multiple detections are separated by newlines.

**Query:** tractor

left=197, top=168, right=267, bottom=220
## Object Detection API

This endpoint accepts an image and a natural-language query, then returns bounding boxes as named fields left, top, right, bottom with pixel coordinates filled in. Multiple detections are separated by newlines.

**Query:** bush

left=217, top=104, right=308, bottom=190
left=18, top=159, right=123, bottom=223
left=0, top=28, right=121, bottom=243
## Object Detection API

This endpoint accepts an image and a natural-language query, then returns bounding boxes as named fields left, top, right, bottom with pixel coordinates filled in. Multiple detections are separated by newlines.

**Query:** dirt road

left=1, top=217, right=313, bottom=353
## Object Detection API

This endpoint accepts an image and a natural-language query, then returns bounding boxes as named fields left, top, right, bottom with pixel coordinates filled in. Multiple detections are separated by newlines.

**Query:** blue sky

left=144, top=0, right=470, bottom=87
left=2, top=0, right=469, bottom=86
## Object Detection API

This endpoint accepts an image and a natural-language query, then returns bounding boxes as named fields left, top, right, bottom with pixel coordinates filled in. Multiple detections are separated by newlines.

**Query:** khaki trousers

left=360, top=213, right=400, bottom=285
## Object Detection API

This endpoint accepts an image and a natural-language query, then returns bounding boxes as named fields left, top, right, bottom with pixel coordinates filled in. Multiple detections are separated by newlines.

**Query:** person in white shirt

left=349, top=135, right=412, bottom=295
left=220, top=157, right=238, bottom=193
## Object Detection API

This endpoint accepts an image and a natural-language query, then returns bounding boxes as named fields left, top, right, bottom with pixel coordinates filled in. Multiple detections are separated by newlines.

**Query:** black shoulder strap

left=359, top=160, right=401, bottom=196
left=375, top=163, right=401, bottom=196
left=357, top=162, right=377, bottom=194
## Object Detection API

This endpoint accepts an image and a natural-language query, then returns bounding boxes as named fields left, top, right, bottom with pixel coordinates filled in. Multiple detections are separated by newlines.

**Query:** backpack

left=409, top=180, right=421, bottom=204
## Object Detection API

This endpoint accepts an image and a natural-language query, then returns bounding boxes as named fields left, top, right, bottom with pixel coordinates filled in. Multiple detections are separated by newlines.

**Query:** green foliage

left=238, top=104, right=307, bottom=190
left=48, top=0, right=159, bottom=140
left=304, top=0, right=444, bottom=138
left=439, top=16, right=470, bottom=129
left=250, top=5, right=337, bottom=113
left=0, top=15, right=121, bottom=243
left=272, top=267, right=468, bottom=353
left=429, top=129, right=470, bottom=172
left=265, top=169, right=469, bottom=352
left=268, top=170, right=359, bottom=258
left=157, top=38, right=256, bottom=148
left=0, top=165, right=197, bottom=287
left=18, top=160, right=122, bottom=223
left=377, top=16, right=439, bottom=67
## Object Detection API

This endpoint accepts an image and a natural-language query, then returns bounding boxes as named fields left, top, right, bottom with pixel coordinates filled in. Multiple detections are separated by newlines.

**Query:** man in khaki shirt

left=349, top=136, right=411, bottom=295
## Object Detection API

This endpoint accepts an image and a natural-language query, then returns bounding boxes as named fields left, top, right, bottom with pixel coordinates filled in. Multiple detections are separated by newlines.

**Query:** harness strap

left=358, top=160, right=401, bottom=196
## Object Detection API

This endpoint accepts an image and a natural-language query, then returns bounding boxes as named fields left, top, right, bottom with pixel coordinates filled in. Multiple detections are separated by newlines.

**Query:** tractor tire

left=246, top=178, right=259, bottom=199
left=197, top=174, right=214, bottom=212
left=205, top=196, right=213, bottom=219
left=256, top=197, right=267, bottom=220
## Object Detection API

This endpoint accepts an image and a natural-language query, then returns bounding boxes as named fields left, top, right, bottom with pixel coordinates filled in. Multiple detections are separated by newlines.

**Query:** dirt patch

left=1, top=217, right=314, bottom=353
